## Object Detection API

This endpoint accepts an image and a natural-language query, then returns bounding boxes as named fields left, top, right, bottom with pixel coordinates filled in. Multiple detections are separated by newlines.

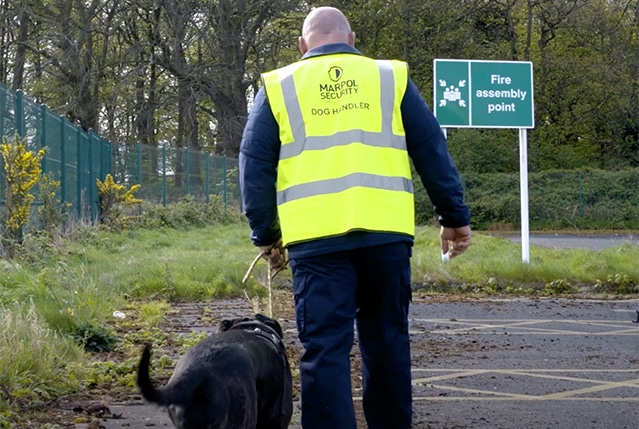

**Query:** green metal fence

left=1, top=86, right=113, bottom=223
left=110, top=143, right=239, bottom=207
left=0, top=83, right=239, bottom=229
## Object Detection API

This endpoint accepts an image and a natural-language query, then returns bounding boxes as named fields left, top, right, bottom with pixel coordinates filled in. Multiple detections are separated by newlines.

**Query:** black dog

left=137, top=313, right=293, bottom=429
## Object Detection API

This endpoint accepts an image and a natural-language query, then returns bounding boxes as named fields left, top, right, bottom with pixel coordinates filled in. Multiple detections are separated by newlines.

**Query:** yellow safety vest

left=262, top=54, right=414, bottom=246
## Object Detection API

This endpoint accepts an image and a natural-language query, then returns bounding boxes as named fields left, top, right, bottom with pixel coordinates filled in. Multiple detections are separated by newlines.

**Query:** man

left=239, top=6, right=471, bottom=429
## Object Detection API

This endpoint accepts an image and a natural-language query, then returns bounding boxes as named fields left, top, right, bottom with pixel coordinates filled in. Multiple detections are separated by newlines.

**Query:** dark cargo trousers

left=289, top=241, right=413, bottom=429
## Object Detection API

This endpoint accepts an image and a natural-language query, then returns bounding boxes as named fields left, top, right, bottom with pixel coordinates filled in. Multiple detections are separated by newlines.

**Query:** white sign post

left=434, top=59, right=535, bottom=263
left=519, top=128, right=530, bottom=262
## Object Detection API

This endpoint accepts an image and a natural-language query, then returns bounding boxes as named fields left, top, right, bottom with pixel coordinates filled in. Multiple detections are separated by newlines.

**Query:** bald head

left=299, top=7, right=355, bottom=54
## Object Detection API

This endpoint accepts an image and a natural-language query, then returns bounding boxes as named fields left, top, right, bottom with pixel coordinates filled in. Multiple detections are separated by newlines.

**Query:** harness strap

left=228, top=322, right=291, bottom=416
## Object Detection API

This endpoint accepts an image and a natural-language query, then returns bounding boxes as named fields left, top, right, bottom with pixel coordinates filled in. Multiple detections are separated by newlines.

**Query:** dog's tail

left=137, top=344, right=166, bottom=405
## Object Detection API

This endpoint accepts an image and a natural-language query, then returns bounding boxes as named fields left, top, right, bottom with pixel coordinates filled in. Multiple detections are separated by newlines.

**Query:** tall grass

left=0, top=300, right=85, bottom=414
left=1, top=258, right=124, bottom=334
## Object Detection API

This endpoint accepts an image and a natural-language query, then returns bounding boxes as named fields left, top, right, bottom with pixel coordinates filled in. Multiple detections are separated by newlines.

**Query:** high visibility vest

left=262, top=54, right=414, bottom=246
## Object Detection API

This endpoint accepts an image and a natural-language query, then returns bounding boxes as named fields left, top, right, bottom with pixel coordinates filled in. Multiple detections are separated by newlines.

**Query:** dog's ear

left=218, top=319, right=234, bottom=332
left=255, top=313, right=284, bottom=338
left=218, top=317, right=252, bottom=332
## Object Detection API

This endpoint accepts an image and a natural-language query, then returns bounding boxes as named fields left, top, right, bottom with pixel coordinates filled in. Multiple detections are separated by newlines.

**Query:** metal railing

left=0, top=83, right=239, bottom=229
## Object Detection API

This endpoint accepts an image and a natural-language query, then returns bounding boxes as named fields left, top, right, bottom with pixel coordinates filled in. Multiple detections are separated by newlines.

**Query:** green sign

left=433, top=59, right=534, bottom=128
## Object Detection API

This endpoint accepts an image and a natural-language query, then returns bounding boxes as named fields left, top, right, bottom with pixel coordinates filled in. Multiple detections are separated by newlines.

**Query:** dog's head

left=217, top=313, right=284, bottom=339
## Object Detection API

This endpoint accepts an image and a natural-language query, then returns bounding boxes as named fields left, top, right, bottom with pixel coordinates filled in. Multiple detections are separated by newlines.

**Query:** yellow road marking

left=411, top=318, right=639, bottom=336
left=409, top=397, right=639, bottom=402
left=407, top=369, right=639, bottom=401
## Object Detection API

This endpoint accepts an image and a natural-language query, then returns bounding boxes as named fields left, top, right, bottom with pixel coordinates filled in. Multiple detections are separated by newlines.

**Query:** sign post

left=433, top=59, right=534, bottom=262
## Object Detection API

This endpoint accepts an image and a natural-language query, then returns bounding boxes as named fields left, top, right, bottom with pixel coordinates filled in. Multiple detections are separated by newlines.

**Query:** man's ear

left=348, top=31, right=355, bottom=47
left=299, top=36, right=308, bottom=55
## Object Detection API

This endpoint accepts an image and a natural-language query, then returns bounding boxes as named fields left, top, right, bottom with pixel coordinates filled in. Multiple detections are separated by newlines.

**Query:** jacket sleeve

left=402, top=78, right=471, bottom=228
left=239, top=87, right=282, bottom=246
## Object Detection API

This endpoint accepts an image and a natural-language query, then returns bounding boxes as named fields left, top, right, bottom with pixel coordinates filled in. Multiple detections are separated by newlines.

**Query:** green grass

left=137, top=301, right=172, bottom=327
left=60, top=223, right=267, bottom=301
left=412, top=228, right=639, bottom=293
left=3, top=222, right=638, bottom=323
left=0, top=220, right=637, bottom=418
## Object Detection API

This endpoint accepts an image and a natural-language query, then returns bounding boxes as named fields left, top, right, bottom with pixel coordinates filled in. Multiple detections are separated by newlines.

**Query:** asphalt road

left=501, top=232, right=639, bottom=251
left=407, top=295, right=639, bottom=429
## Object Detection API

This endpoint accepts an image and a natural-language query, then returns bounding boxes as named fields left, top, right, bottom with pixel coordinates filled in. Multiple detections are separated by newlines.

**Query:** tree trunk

left=11, top=3, right=29, bottom=90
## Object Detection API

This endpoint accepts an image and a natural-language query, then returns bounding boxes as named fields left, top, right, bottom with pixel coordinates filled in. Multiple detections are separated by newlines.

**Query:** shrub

left=96, top=174, right=142, bottom=228
left=72, top=321, right=119, bottom=353
left=593, top=274, right=638, bottom=294
left=138, top=195, right=244, bottom=229
left=0, top=134, right=47, bottom=257
left=543, top=279, right=577, bottom=295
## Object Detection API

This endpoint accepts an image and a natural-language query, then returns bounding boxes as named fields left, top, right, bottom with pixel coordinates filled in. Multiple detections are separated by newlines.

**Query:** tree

left=0, top=0, right=635, bottom=173
left=18, top=0, right=124, bottom=132
left=197, top=0, right=295, bottom=157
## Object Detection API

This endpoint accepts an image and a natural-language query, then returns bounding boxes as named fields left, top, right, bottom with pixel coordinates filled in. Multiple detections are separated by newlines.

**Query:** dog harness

left=231, top=322, right=291, bottom=416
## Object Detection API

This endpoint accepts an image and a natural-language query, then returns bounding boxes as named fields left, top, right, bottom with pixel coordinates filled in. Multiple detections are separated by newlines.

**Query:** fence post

left=0, top=86, right=5, bottom=137
left=88, top=130, right=95, bottom=220
left=578, top=171, right=583, bottom=218
left=162, top=145, right=167, bottom=207
left=106, top=140, right=113, bottom=177
left=136, top=142, right=142, bottom=215
left=223, top=155, right=227, bottom=204
left=76, top=126, right=82, bottom=219
left=99, top=137, right=107, bottom=181
left=137, top=141, right=142, bottom=185
left=185, top=148, right=190, bottom=196
left=205, top=153, right=210, bottom=204
left=40, top=105, right=47, bottom=174
left=15, top=90, right=25, bottom=137
left=59, top=115, right=67, bottom=205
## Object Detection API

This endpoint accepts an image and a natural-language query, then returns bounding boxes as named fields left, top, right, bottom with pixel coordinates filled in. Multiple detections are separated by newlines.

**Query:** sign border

left=433, top=59, right=535, bottom=129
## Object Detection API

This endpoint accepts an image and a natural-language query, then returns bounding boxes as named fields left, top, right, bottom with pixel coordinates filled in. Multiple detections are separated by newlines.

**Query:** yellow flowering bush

left=1, top=134, right=46, bottom=256
left=96, top=174, right=142, bottom=227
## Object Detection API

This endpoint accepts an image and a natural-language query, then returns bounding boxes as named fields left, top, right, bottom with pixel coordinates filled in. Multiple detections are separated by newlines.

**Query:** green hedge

left=414, top=168, right=639, bottom=230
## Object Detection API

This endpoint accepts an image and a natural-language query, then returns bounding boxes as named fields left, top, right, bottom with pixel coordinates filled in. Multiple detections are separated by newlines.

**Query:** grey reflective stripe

left=280, top=130, right=405, bottom=158
left=278, top=61, right=405, bottom=160
left=277, top=173, right=413, bottom=205
left=378, top=60, right=394, bottom=141
left=281, top=74, right=306, bottom=148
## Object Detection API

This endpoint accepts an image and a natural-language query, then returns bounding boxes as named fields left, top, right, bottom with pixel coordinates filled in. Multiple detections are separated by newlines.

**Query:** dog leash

left=242, top=250, right=288, bottom=283
left=242, top=250, right=289, bottom=318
